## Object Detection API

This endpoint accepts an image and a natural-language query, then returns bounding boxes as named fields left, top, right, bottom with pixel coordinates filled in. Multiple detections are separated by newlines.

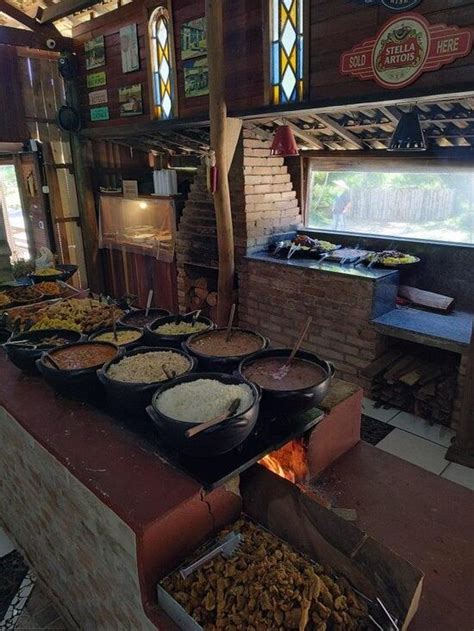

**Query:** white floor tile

left=376, top=429, right=449, bottom=474
left=441, top=463, right=474, bottom=491
left=362, top=397, right=400, bottom=423
left=389, top=412, right=455, bottom=448
left=0, top=525, right=15, bottom=557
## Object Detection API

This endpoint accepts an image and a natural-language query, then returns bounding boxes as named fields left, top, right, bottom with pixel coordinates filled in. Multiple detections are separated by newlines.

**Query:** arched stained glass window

left=270, top=0, right=304, bottom=104
left=149, top=6, right=175, bottom=119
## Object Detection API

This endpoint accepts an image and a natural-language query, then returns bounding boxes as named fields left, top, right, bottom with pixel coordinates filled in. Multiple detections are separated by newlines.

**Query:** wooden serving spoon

left=225, top=303, right=236, bottom=342
left=273, top=316, right=312, bottom=380
left=185, top=398, right=241, bottom=439
left=145, top=289, right=153, bottom=317
left=162, top=364, right=176, bottom=380
left=44, top=353, right=61, bottom=370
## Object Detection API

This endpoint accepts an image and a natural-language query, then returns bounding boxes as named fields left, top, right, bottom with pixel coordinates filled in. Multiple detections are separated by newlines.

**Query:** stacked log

left=186, top=276, right=218, bottom=322
left=365, top=346, right=459, bottom=426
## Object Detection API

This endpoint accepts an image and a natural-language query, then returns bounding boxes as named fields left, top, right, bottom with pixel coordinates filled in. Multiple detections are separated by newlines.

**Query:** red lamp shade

left=270, top=125, right=299, bottom=156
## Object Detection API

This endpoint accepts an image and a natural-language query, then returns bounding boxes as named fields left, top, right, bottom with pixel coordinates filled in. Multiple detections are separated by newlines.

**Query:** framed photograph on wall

left=119, top=83, right=143, bottom=116
left=181, top=17, right=207, bottom=60
left=85, top=35, right=105, bottom=70
left=183, top=57, right=209, bottom=97
left=120, top=24, right=140, bottom=73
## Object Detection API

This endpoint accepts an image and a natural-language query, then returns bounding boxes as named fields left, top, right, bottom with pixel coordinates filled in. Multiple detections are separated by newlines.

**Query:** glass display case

left=99, top=195, right=176, bottom=262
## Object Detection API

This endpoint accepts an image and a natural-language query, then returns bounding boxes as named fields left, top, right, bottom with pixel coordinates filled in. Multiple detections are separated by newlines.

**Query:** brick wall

left=238, top=258, right=387, bottom=390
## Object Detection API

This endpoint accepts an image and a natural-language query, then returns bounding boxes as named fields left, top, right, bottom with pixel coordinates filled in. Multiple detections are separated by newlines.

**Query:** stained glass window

left=271, top=0, right=304, bottom=104
left=149, top=7, right=175, bottom=119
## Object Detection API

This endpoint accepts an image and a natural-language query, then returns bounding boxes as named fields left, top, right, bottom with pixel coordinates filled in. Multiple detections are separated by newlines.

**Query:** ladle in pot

left=273, top=316, right=312, bottom=380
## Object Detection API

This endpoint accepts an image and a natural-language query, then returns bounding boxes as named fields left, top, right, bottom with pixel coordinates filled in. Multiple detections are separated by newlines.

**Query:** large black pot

left=238, top=348, right=335, bottom=416
left=88, top=325, right=144, bottom=351
left=118, top=308, right=171, bottom=329
left=146, top=372, right=261, bottom=457
left=145, top=315, right=215, bottom=349
left=183, top=328, right=269, bottom=374
left=4, top=329, right=83, bottom=374
left=36, top=341, right=120, bottom=401
left=97, top=346, right=197, bottom=419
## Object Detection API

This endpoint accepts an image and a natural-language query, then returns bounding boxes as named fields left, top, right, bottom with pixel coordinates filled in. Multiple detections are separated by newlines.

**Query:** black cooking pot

left=4, top=329, right=83, bottom=374
left=146, top=372, right=261, bottom=457
left=144, top=314, right=215, bottom=349
left=118, top=308, right=171, bottom=329
left=0, top=327, right=12, bottom=345
left=183, top=328, right=269, bottom=374
left=238, top=348, right=335, bottom=416
left=88, top=325, right=144, bottom=351
left=97, top=346, right=197, bottom=419
left=36, top=341, right=120, bottom=401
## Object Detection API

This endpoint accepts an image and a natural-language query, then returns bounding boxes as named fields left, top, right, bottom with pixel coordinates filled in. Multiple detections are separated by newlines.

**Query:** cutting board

left=398, top=285, right=455, bottom=313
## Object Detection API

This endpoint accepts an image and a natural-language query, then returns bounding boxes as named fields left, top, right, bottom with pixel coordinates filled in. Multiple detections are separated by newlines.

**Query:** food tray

left=157, top=586, right=203, bottom=631
left=365, top=256, right=421, bottom=270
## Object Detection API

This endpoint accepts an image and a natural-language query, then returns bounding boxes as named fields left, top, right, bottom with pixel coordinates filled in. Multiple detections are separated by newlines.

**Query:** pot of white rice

left=97, top=346, right=197, bottom=419
left=147, top=372, right=261, bottom=456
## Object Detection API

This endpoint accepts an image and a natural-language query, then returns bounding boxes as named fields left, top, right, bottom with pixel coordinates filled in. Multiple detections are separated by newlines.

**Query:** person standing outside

left=332, top=180, right=352, bottom=230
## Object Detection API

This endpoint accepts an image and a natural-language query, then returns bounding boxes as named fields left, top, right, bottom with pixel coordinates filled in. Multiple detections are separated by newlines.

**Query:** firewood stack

left=186, top=276, right=218, bottom=322
left=364, top=347, right=459, bottom=426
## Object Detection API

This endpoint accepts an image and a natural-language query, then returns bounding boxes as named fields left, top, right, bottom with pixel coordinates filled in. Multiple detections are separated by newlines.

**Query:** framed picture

left=88, top=89, right=108, bottom=106
left=120, top=24, right=140, bottom=73
left=119, top=83, right=143, bottom=117
left=183, top=57, right=209, bottom=97
left=90, top=106, right=109, bottom=122
left=85, top=35, right=105, bottom=70
left=86, top=71, right=106, bottom=88
left=181, top=17, right=207, bottom=60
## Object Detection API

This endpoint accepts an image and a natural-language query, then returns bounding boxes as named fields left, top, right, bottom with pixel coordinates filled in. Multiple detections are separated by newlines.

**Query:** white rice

left=107, top=351, right=190, bottom=383
left=155, top=379, right=253, bottom=423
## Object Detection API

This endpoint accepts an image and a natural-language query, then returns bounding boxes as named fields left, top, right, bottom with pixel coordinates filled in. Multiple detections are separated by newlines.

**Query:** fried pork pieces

left=162, top=518, right=371, bottom=631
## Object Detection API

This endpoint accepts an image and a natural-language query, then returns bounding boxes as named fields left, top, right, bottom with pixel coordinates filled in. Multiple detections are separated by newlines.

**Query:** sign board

left=88, top=89, right=108, bottom=106
left=122, top=180, right=139, bottom=198
left=90, top=106, right=110, bottom=122
left=350, top=0, right=422, bottom=10
left=87, top=71, right=107, bottom=88
left=340, top=14, right=472, bottom=89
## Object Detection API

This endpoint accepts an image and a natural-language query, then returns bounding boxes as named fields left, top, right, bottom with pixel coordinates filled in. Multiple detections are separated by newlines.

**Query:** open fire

left=258, top=440, right=308, bottom=483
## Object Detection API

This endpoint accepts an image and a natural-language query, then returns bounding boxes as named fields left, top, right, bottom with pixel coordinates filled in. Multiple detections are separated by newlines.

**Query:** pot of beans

left=184, top=328, right=269, bottom=374
left=88, top=325, right=144, bottom=351
left=238, top=348, right=335, bottom=416
left=97, top=346, right=197, bottom=419
left=144, top=314, right=215, bottom=349
left=118, top=308, right=171, bottom=329
left=4, top=329, right=84, bottom=374
left=147, top=372, right=261, bottom=457
left=36, top=341, right=120, bottom=401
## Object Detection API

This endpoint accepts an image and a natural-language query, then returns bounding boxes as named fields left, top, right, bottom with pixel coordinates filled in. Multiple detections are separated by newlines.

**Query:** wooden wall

left=0, top=45, right=27, bottom=142
left=73, top=0, right=266, bottom=128
left=311, top=0, right=474, bottom=105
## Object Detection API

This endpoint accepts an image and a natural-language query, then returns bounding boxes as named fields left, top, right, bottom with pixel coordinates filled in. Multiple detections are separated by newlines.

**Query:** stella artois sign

left=350, top=0, right=423, bottom=10
left=340, top=14, right=473, bottom=89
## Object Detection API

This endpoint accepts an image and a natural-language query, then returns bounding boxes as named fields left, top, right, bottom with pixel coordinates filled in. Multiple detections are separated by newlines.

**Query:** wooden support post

left=206, top=0, right=237, bottom=326
left=446, top=323, right=474, bottom=468
left=65, top=80, right=104, bottom=293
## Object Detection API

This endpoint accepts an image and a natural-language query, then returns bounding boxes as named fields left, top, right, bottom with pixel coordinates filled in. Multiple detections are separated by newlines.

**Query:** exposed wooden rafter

left=276, top=119, right=324, bottom=150
left=311, top=113, right=364, bottom=149
left=0, top=0, right=72, bottom=50
left=36, top=0, right=103, bottom=25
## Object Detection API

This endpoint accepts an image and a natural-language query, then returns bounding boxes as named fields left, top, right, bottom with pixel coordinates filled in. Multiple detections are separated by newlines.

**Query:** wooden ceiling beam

left=276, top=118, right=324, bottom=150
left=0, top=0, right=71, bottom=49
left=36, top=0, right=102, bottom=24
left=311, top=113, right=364, bottom=149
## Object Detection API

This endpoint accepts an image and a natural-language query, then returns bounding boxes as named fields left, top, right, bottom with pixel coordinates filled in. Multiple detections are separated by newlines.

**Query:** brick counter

left=0, top=355, right=240, bottom=629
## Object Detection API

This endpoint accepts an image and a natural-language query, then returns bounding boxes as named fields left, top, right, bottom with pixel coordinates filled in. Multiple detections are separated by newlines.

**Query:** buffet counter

left=0, top=353, right=363, bottom=628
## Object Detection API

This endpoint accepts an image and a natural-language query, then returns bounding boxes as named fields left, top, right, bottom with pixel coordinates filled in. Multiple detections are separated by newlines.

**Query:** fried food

left=162, top=518, right=370, bottom=630
left=34, top=281, right=62, bottom=296
left=0, top=292, right=10, bottom=308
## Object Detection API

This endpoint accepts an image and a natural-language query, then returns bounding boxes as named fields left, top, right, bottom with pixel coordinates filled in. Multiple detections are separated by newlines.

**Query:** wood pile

left=363, top=347, right=459, bottom=426
left=186, top=276, right=218, bottom=322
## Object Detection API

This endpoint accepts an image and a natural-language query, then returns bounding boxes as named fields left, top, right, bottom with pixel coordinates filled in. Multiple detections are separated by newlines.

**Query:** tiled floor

left=363, top=397, right=474, bottom=491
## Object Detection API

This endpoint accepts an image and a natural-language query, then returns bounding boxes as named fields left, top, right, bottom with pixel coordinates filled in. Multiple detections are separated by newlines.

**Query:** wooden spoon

left=145, top=289, right=153, bottom=317
left=273, top=316, right=313, bottom=380
left=185, top=398, right=241, bottom=439
left=225, top=303, right=236, bottom=342
left=162, top=364, right=176, bottom=380
left=111, top=306, right=118, bottom=342
left=44, top=353, right=61, bottom=370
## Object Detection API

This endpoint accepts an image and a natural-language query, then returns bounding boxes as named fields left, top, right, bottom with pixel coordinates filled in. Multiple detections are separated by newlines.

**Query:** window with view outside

left=307, top=168, right=474, bottom=245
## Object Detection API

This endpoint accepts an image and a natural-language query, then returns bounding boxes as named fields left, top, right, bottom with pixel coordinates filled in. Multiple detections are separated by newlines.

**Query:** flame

left=259, top=440, right=308, bottom=483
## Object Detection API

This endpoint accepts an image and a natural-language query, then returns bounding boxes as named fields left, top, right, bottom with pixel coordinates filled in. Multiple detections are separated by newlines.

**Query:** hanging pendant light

left=388, top=108, right=427, bottom=152
left=270, top=122, right=300, bottom=156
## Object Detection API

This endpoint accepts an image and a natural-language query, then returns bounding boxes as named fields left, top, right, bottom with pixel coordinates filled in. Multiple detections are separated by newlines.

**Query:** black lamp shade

left=388, top=111, right=426, bottom=152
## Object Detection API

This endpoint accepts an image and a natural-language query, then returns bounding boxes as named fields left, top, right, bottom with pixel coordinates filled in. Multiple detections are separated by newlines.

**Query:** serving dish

left=239, top=348, right=335, bottom=416
left=184, top=327, right=268, bottom=373
left=37, top=340, right=120, bottom=400
left=118, top=307, right=171, bottom=329
left=98, top=346, right=197, bottom=418
left=89, top=325, right=144, bottom=351
left=147, top=372, right=261, bottom=457
left=145, top=314, right=214, bottom=349
left=4, top=329, right=83, bottom=374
